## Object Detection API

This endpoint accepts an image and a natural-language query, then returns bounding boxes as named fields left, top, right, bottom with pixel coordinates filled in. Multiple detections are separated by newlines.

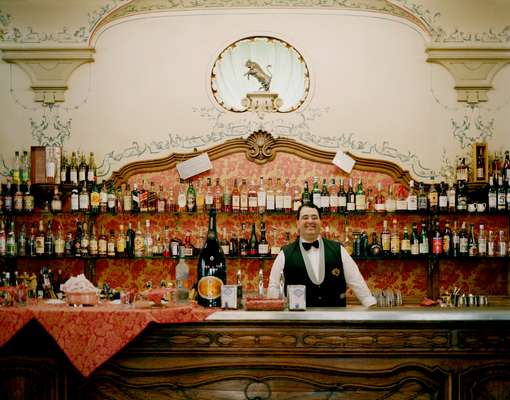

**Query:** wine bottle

left=197, top=209, right=226, bottom=307
left=248, top=222, right=259, bottom=256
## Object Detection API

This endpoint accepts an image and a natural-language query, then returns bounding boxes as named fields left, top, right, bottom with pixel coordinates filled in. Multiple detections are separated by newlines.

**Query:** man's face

left=297, top=206, right=321, bottom=241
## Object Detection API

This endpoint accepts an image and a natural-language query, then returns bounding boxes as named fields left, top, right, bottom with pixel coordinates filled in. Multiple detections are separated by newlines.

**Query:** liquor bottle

left=390, top=219, right=400, bottom=255
left=385, top=184, right=396, bottom=212
left=451, top=221, right=460, bottom=257
left=0, top=221, right=6, bottom=256
left=139, top=180, right=148, bottom=212
left=374, top=182, right=385, bottom=212
left=258, top=222, right=269, bottom=256
left=107, top=183, right=116, bottom=214
left=195, top=178, right=205, bottom=213
left=507, top=177, right=510, bottom=211
left=87, top=152, right=97, bottom=184
left=78, top=153, right=87, bottom=185
left=248, top=222, right=259, bottom=256
left=98, top=225, right=108, bottom=257
left=266, top=177, right=275, bottom=211
left=157, top=185, right=166, bottom=213
left=337, top=178, right=347, bottom=213
left=176, top=180, right=186, bottom=212
left=405, top=180, right=417, bottom=211
left=44, top=220, right=54, bottom=256
left=497, top=230, right=507, bottom=257
left=132, top=182, right=141, bottom=213
left=443, top=222, right=452, bottom=256
left=328, top=178, right=338, bottom=213
left=205, top=177, right=214, bottom=211
left=222, top=180, right=232, bottom=213
left=183, top=231, right=194, bottom=257
left=89, top=223, right=98, bottom=256
left=11, top=150, right=21, bottom=185
left=478, top=224, right=487, bottom=256
left=214, top=178, right=223, bottom=211
left=487, top=230, right=495, bottom=257
left=428, top=178, right=438, bottom=213
left=54, top=224, right=65, bottom=257
left=381, top=220, right=390, bottom=256
left=126, top=222, right=135, bottom=258
left=60, top=152, right=68, bottom=184
left=69, top=152, right=79, bottom=185
left=431, top=220, right=442, bottom=255
left=476, top=147, right=485, bottom=180
left=369, top=232, right=382, bottom=256
left=35, top=220, right=45, bottom=256
left=147, top=181, right=157, bottom=212
left=409, top=223, right=420, bottom=255
left=45, top=148, right=57, bottom=184
left=197, top=209, right=226, bottom=307
left=257, top=176, right=266, bottom=214
left=79, top=184, right=89, bottom=212
left=503, top=150, right=510, bottom=180
left=468, top=223, right=477, bottom=257
left=22, top=181, right=33, bottom=213
left=292, top=185, right=302, bottom=212
left=239, top=223, right=249, bottom=256
left=488, top=176, right=497, bottom=212
left=27, top=223, right=36, bottom=257
left=395, top=185, right=407, bottom=211
left=186, top=179, right=196, bottom=213
left=346, top=178, right=356, bottom=212
left=17, top=223, right=26, bottom=257
left=438, top=182, right=448, bottom=212
left=232, top=178, right=240, bottom=213
left=144, top=219, right=153, bottom=257
left=355, top=177, right=366, bottom=211
left=312, top=176, right=321, bottom=208
left=456, top=182, right=467, bottom=212
left=229, top=231, right=239, bottom=256
left=275, top=178, right=284, bottom=212
left=176, top=246, right=190, bottom=303
left=301, top=180, right=311, bottom=206
left=458, top=222, right=468, bottom=256
left=220, top=227, right=230, bottom=255
left=240, top=178, right=248, bottom=214
left=14, top=184, right=23, bottom=213
left=123, top=183, right=133, bottom=213
left=497, top=175, right=506, bottom=211
left=80, top=222, right=89, bottom=256
left=107, top=230, right=116, bottom=257
left=20, top=150, right=29, bottom=185
left=320, top=178, right=330, bottom=213
left=6, top=221, right=17, bottom=257
left=47, top=186, right=61, bottom=214
left=248, top=179, right=258, bottom=213
left=283, top=179, right=292, bottom=213
left=236, top=269, right=243, bottom=305
left=456, top=157, right=468, bottom=183
left=89, top=178, right=100, bottom=214
left=4, top=179, right=13, bottom=213
left=400, top=226, right=411, bottom=255
left=419, top=222, right=430, bottom=255
left=447, top=181, right=456, bottom=212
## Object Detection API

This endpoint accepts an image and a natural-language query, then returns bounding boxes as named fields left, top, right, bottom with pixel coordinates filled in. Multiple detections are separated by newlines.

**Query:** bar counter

left=2, top=304, right=510, bottom=399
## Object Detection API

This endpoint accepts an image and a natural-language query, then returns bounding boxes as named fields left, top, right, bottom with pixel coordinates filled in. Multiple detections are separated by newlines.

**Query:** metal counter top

left=207, top=307, right=510, bottom=322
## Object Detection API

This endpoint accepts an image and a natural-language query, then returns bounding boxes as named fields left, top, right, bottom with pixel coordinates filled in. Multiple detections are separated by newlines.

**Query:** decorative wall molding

left=426, top=47, right=510, bottom=104
left=1, top=48, right=95, bottom=104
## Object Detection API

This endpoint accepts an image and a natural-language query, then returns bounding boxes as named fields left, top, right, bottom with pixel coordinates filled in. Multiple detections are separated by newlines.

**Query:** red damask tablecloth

left=0, top=303, right=215, bottom=377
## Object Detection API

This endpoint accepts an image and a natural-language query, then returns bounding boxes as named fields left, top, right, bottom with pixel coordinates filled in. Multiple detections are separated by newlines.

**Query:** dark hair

left=296, top=203, right=322, bottom=220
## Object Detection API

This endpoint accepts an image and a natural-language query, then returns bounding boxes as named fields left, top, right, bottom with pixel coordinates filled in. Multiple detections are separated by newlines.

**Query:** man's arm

left=267, top=252, right=285, bottom=298
left=341, top=246, right=377, bottom=308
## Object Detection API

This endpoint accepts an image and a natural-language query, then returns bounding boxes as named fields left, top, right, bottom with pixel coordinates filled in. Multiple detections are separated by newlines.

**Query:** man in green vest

left=268, top=204, right=376, bottom=307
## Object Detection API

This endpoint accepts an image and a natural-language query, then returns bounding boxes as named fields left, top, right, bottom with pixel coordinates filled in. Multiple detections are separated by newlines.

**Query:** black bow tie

left=302, top=240, right=319, bottom=250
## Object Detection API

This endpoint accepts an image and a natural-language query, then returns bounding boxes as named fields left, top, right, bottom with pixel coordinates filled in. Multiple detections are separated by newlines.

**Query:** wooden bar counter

left=2, top=306, right=510, bottom=399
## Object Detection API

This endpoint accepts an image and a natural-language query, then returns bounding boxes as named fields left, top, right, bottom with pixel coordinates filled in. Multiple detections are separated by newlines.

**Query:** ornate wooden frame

left=109, top=131, right=413, bottom=187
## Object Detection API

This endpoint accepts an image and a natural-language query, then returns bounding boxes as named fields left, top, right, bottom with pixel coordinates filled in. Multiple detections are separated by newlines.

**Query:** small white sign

left=176, top=153, right=212, bottom=180
left=332, top=150, right=355, bottom=174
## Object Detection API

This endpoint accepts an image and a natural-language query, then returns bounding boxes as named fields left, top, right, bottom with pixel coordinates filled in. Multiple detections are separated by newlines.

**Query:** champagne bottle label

left=197, top=276, right=223, bottom=300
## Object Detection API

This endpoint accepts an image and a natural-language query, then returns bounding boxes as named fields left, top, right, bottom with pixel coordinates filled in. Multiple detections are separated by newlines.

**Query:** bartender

left=268, top=204, right=376, bottom=308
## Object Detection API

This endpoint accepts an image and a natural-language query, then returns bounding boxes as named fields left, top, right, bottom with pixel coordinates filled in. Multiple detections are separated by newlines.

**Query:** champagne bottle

left=197, top=209, right=226, bottom=307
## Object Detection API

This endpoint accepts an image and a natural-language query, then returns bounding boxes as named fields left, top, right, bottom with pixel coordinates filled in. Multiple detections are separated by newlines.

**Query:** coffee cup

left=467, top=203, right=476, bottom=213
left=476, top=202, right=486, bottom=212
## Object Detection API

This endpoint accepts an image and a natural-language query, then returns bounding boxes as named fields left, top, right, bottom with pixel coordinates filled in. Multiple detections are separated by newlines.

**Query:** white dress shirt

left=268, top=239, right=376, bottom=308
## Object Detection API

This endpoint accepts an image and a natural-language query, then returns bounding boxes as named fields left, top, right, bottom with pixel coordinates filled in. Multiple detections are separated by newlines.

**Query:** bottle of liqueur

left=355, top=177, right=366, bottom=211
left=205, top=177, right=214, bottom=212
left=139, top=180, right=148, bottom=212
left=98, top=179, right=109, bottom=212
left=6, top=221, right=17, bottom=257
left=4, top=179, right=13, bottom=213
left=458, top=221, right=468, bottom=256
left=410, top=223, right=420, bottom=256
left=390, top=219, right=400, bottom=256
left=456, top=181, right=467, bottom=212
left=438, top=182, right=448, bottom=212
left=98, top=225, right=108, bottom=257
left=337, top=178, right=347, bottom=213
left=220, top=227, right=230, bottom=255
left=222, top=180, right=232, bottom=213
left=248, top=223, right=259, bottom=256
left=346, top=178, right=356, bottom=212
left=468, top=223, right=477, bottom=257
left=419, top=222, right=430, bottom=255
left=373, top=182, right=385, bottom=212
left=89, top=224, right=98, bottom=257
left=447, top=181, right=456, bottom=212
left=107, top=230, right=116, bottom=257
left=229, top=231, right=239, bottom=256
left=497, top=175, right=506, bottom=211
left=231, top=179, right=240, bottom=213
left=428, top=178, right=438, bottom=213
left=381, top=220, right=390, bottom=256
left=132, top=182, right=141, bottom=213
left=126, top=222, right=135, bottom=258
left=443, top=222, right=452, bottom=256
left=197, top=209, right=226, bottom=307
left=487, top=230, right=495, bottom=257
left=456, top=157, right=468, bottom=183
left=248, top=179, right=258, bottom=213
left=74, top=221, right=83, bottom=257
left=385, top=184, right=396, bottom=212
left=488, top=176, right=497, bottom=212
left=503, top=150, right=510, bottom=180
left=80, top=222, right=89, bottom=257
left=17, top=223, right=26, bottom=257
left=283, top=179, right=292, bottom=213
left=431, top=220, right=442, bottom=256
left=311, top=176, right=321, bottom=208
left=266, top=177, right=275, bottom=212
left=275, top=178, right=285, bottom=212
left=327, top=178, right=338, bottom=213
left=69, top=151, right=79, bottom=186
left=186, top=179, right=197, bottom=213
left=320, top=178, right=330, bottom=214
left=123, top=183, right=133, bottom=213
left=395, top=185, right=407, bottom=211
left=497, top=230, right=507, bottom=257
left=60, top=152, right=69, bottom=184
left=258, top=222, right=269, bottom=256
left=239, top=223, right=249, bottom=257
left=44, top=221, right=54, bottom=256
left=89, top=178, right=100, bottom=214
left=369, top=232, right=382, bottom=256
left=23, top=182, right=34, bottom=213
left=257, top=177, right=266, bottom=214
left=176, top=246, right=190, bottom=303
left=301, top=180, right=311, bottom=206
left=54, top=224, right=65, bottom=257
left=35, top=220, right=45, bottom=256
left=87, top=152, right=97, bottom=184
left=406, top=180, right=417, bottom=211
left=476, top=147, right=485, bottom=180
left=0, top=221, right=6, bottom=256
left=400, top=226, right=411, bottom=255
left=13, top=184, right=23, bottom=213
left=107, top=183, right=116, bottom=214
left=79, top=184, right=90, bottom=212
left=478, top=224, right=487, bottom=256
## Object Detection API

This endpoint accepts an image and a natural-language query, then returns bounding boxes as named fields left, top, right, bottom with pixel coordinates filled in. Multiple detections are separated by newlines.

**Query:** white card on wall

left=176, top=153, right=212, bottom=180
left=332, top=150, right=355, bottom=174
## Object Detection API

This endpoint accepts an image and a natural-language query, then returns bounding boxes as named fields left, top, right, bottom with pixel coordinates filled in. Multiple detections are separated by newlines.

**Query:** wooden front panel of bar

left=77, top=320, right=510, bottom=400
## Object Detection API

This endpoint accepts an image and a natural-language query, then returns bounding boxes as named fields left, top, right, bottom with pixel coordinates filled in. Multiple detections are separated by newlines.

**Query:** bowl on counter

left=65, top=291, right=99, bottom=306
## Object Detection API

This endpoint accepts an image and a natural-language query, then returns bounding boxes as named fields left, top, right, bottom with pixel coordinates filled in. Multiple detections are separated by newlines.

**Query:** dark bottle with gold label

left=197, top=209, right=226, bottom=307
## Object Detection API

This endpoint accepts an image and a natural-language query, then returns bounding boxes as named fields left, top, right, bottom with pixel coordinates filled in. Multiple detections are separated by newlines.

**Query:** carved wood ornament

left=109, top=131, right=413, bottom=188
